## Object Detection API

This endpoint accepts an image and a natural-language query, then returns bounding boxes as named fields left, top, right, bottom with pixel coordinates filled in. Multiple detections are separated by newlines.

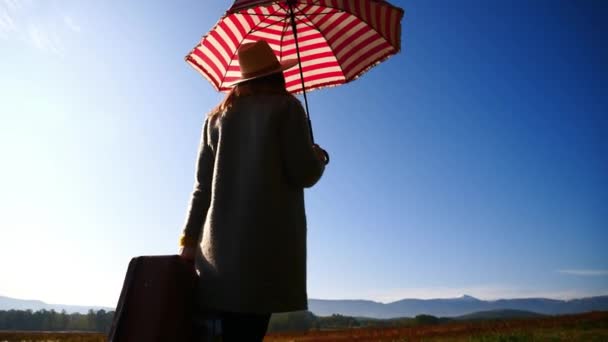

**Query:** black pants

left=221, top=312, right=271, bottom=341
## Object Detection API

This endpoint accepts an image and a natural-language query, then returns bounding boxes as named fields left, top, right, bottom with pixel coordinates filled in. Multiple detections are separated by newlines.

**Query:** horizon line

left=3, top=292, right=608, bottom=309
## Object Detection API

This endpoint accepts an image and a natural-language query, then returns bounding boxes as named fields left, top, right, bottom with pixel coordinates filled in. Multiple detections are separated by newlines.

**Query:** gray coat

left=182, top=93, right=325, bottom=314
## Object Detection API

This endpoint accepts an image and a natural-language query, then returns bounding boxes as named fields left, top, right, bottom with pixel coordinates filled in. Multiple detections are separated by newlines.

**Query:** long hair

left=209, top=72, right=289, bottom=118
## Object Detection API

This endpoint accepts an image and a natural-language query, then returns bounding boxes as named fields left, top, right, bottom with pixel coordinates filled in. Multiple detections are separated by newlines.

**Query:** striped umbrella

left=186, top=0, right=404, bottom=145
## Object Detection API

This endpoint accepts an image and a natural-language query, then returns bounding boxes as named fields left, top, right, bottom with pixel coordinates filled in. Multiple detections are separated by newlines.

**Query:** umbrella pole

left=288, top=2, right=315, bottom=143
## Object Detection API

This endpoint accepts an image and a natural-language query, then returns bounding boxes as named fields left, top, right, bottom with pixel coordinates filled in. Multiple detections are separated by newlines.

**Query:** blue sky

left=0, top=0, right=606, bottom=307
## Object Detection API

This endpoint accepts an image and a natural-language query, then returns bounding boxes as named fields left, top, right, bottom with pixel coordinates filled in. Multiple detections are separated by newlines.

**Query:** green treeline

left=0, top=309, right=114, bottom=333
left=0, top=309, right=443, bottom=334
left=267, top=311, right=447, bottom=332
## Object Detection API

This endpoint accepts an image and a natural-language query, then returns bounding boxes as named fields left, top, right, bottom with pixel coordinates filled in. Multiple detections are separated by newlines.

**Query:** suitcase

left=108, top=255, right=198, bottom=342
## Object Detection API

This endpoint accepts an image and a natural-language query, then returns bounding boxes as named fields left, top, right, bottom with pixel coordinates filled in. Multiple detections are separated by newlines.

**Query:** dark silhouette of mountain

left=308, top=295, right=608, bottom=318
left=455, top=309, right=546, bottom=320
left=0, top=295, right=113, bottom=314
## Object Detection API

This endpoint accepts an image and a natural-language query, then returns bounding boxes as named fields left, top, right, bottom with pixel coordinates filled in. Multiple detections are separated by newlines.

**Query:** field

left=0, top=311, right=606, bottom=341
left=0, top=331, right=105, bottom=342
left=264, top=311, right=608, bottom=342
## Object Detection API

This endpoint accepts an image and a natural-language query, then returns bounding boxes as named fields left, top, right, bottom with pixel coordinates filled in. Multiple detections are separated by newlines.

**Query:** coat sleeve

left=181, top=117, right=215, bottom=246
left=280, top=97, right=325, bottom=188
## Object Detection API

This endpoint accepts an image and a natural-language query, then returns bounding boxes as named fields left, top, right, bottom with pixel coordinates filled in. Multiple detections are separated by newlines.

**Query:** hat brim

left=226, top=59, right=299, bottom=88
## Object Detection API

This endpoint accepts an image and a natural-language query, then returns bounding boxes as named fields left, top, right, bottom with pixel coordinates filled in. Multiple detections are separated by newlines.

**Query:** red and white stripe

left=186, top=0, right=404, bottom=94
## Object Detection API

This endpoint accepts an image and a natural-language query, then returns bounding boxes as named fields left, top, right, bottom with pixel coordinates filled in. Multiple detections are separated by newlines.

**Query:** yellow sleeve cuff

left=179, top=234, right=198, bottom=248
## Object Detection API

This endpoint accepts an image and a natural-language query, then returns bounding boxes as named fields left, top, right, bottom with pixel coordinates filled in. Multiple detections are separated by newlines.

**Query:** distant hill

left=0, top=296, right=113, bottom=314
left=308, top=295, right=608, bottom=318
left=455, top=309, right=546, bottom=320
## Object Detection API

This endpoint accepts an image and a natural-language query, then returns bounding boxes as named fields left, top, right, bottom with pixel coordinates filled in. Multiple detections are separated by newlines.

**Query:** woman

left=178, top=40, right=327, bottom=341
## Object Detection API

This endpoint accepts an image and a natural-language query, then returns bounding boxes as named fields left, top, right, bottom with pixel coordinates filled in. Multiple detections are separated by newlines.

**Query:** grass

left=0, top=331, right=105, bottom=342
left=263, top=311, right=608, bottom=341
left=0, top=311, right=606, bottom=341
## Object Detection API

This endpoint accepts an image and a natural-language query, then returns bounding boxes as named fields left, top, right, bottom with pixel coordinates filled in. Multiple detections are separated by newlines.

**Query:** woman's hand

left=312, top=144, right=329, bottom=165
left=179, top=246, right=196, bottom=262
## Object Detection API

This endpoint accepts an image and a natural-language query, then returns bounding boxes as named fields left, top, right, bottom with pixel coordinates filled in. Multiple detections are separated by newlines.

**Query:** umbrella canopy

left=186, top=0, right=404, bottom=94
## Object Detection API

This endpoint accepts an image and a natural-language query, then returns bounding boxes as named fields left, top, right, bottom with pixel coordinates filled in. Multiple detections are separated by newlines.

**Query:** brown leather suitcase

left=108, top=255, right=198, bottom=342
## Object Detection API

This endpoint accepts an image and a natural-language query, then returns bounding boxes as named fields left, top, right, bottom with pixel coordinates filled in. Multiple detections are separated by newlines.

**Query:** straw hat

left=229, top=40, right=298, bottom=86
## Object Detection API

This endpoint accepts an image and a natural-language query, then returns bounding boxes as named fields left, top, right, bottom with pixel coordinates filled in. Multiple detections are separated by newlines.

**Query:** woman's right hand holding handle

left=313, top=144, right=330, bottom=165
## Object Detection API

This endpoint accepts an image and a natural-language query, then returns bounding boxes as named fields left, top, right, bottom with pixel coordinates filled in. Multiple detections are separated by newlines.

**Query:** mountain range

left=308, top=295, right=608, bottom=318
left=2, top=294, right=607, bottom=318
left=0, top=296, right=113, bottom=314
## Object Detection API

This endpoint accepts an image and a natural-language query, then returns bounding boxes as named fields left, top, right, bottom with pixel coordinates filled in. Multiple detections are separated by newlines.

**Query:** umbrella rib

left=293, top=1, right=338, bottom=30
left=298, top=1, right=401, bottom=63
left=304, top=1, right=402, bottom=47
left=220, top=6, right=284, bottom=84
left=275, top=1, right=317, bottom=32
left=281, top=0, right=317, bottom=31
left=279, top=12, right=290, bottom=61
left=248, top=5, right=286, bottom=33
left=293, top=4, right=347, bottom=78
left=291, top=5, right=319, bottom=31
left=274, top=1, right=318, bottom=59
left=250, top=15, right=289, bottom=33
left=298, top=11, right=342, bottom=16
left=249, top=13, right=291, bottom=18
